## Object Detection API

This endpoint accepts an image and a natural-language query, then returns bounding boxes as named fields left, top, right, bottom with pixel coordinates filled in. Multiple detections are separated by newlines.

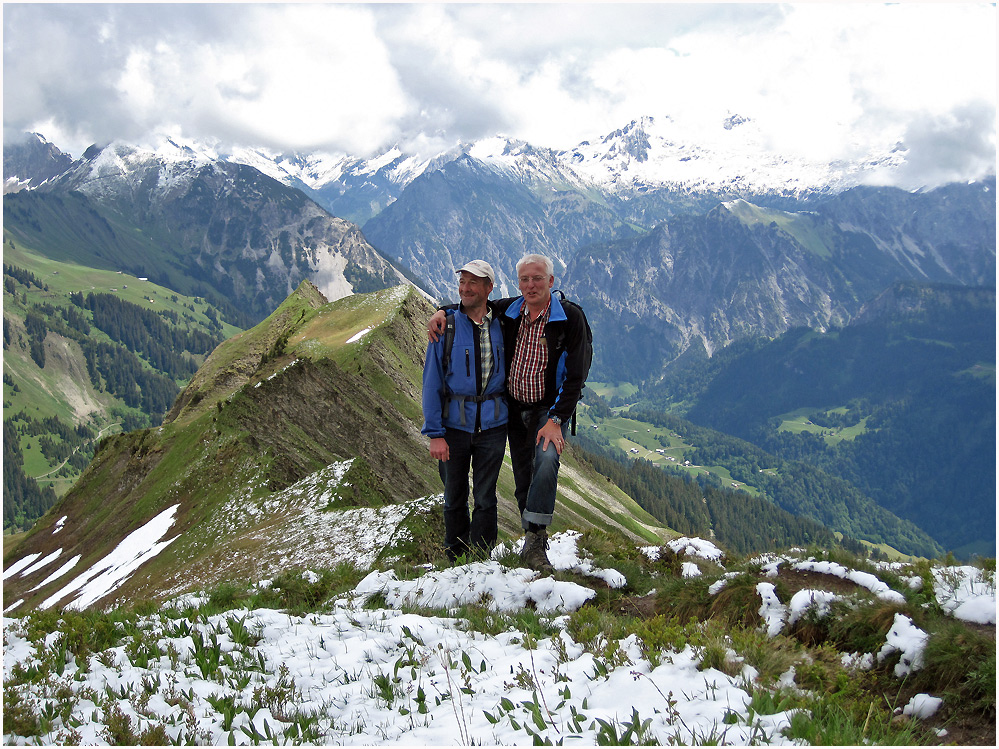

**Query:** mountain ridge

left=3, top=128, right=994, bottom=561
left=11, top=111, right=975, bottom=229
left=565, top=179, right=995, bottom=380
left=2, top=283, right=671, bottom=612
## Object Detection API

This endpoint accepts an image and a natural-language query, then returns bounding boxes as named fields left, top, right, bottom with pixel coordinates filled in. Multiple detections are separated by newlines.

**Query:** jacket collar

left=505, top=291, right=567, bottom=323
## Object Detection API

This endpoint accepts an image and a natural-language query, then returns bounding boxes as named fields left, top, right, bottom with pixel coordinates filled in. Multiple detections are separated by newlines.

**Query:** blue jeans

left=507, top=404, right=568, bottom=530
left=440, top=425, right=507, bottom=561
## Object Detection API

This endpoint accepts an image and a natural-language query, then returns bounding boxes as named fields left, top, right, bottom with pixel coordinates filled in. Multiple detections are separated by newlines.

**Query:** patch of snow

left=681, top=562, right=701, bottom=578
left=708, top=572, right=742, bottom=594
left=18, top=548, right=62, bottom=577
left=667, top=536, right=724, bottom=562
left=2, top=554, right=41, bottom=581
left=792, top=560, right=905, bottom=603
left=526, top=530, right=626, bottom=587
left=877, top=613, right=929, bottom=677
left=903, top=693, right=943, bottom=720
left=355, top=561, right=596, bottom=614
left=787, top=589, right=839, bottom=626
left=29, top=555, right=82, bottom=592
left=932, top=565, right=996, bottom=625
left=39, top=505, right=181, bottom=611
left=841, top=651, right=874, bottom=671
left=757, top=582, right=787, bottom=637
left=901, top=575, right=924, bottom=590
left=777, top=666, right=798, bottom=691
left=346, top=327, right=373, bottom=344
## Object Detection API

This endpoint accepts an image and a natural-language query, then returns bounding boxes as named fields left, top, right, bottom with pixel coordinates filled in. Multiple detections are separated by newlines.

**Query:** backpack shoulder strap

left=439, top=312, right=459, bottom=422
left=440, top=312, right=456, bottom=377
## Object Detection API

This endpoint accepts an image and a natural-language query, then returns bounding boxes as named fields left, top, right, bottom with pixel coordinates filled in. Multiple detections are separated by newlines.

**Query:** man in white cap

left=421, top=260, right=509, bottom=562
left=427, top=254, right=592, bottom=572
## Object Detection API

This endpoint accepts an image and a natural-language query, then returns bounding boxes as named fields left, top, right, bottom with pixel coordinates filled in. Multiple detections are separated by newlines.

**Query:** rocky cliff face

left=361, top=154, right=638, bottom=299
left=812, top=180, right=996, bottom=287
left=2, top=133, right=74, bottom=192
left=564, top=180, right=996, bottom=381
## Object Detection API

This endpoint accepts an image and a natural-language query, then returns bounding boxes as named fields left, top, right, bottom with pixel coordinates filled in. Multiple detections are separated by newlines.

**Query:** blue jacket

left=438, top=292, right=592, bottom=425
left=422, top=305, right=508, bottom=437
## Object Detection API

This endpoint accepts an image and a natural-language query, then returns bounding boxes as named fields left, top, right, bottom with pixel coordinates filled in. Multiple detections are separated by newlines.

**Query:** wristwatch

left=549, top=415, right=563, bottom=426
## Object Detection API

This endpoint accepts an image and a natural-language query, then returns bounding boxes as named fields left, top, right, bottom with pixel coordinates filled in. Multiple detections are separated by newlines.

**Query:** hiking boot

left=520, top=529, right=553, bottom=572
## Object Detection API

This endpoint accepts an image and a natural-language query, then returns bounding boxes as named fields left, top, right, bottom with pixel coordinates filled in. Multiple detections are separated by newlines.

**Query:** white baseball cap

left=456, top=259, right=495, bottom=285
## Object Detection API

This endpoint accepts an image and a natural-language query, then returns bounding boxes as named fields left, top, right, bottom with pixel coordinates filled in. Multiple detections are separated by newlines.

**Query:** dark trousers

left=507, top=403, right=567, bottom=530
left=439, top=425, right=507, bottom=561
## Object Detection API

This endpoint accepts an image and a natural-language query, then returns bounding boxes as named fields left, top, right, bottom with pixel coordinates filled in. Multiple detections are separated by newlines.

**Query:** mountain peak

left=2, top=131, right=76, bottom=191
left=289, top=278, right=330, bottom=309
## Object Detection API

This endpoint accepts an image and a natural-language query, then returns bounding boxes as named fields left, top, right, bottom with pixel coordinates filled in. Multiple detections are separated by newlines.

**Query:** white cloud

left=3, top=2, right=995, bottom=185
left=220, top=4, right=409, bottom=152
left=89, top=5, right=411, bottom=153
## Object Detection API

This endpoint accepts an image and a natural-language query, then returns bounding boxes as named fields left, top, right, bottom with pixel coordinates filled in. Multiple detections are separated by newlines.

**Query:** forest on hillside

left=577, top=400, right=937, bottom=559
left=3, top=264, right=227, bottom=532
left=572, top=435, right=863, bottom=557
left=647, top=286, right=995, bottom=557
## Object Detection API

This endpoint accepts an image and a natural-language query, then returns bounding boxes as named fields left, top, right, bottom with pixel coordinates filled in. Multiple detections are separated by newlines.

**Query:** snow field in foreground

left=4, top=529, right=993, bottom=745
left=4, top=601, right=800, bottom=746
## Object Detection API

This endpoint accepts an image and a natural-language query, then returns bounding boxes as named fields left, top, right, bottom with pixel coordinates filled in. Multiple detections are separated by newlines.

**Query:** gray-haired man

left=429, top=254, right=592, bottom=570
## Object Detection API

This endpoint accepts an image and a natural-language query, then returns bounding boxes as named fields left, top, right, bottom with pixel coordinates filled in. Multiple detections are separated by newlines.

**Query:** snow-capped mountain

left=562, top=115, right=905, bottom=195
left=0, top=113, right=928, bottom=240
left=207, top=114, right=909, bottom=225
left=51, top=139, right=219, bottom=205
left=3, top=136, right=416, bottom=325
left=52, top=114, right=898, bottom=232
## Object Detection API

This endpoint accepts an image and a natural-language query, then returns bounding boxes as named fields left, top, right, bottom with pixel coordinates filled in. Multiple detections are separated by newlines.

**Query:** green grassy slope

left=3, top=235, right=236, bottom=530
left=3, top=283, right=673, bottom=610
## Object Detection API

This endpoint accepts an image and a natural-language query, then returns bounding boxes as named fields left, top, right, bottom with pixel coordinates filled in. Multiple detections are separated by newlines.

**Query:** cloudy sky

left=3, top=2, right=996, bottom=186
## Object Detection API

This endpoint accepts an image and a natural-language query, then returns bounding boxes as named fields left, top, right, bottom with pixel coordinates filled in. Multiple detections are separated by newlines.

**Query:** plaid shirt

left=508, top=299, right=550, bottom=403
left=472, top=310, right=494, bottom=396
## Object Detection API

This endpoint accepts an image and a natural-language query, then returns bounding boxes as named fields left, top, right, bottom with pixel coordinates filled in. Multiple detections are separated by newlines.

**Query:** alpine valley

left=3, top=114, right=995, bottom=592
left=3, top=119, right=997, bottom=748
